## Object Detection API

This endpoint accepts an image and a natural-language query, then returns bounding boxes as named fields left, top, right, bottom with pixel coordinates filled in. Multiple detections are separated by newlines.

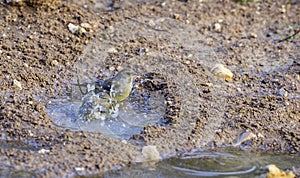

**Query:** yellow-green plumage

left=95, top=69, right=134, bottom=102
left=109, top=69, right=134, bottom=102
left=76, top=69, right=134, bottom=121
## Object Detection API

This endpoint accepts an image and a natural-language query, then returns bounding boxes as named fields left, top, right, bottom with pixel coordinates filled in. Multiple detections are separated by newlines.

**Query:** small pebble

left=203, top=82, right=213, bottom=87
left=250, top=33, right=257, bottom=38
left=51, top=60, right=59, bottom=66
left=173, top=13, right=180, bottom=20
left=280, top=5, right=286, bottom=13
left=211, top=64, right=233, bottom=81
left=116, top=66, right=123, bottom=71
left=186, top=53, right=193, bottom=58
left=74, top=167, right=85, bottom=172
left=68, top=23, right=78, bottom=34
left=28, top=130, right=34, bottom=136
left=148, top=20, right=156, bottom=27
left=68, top=23, right=86, bottom=35
left=80, top=22, right=92, bottom=30
left=107, top=47, right=118, bottom=54
left=266, top=164, right=295, bottom=178
left=142, top=145, right=161, bottom=161
left=13, top=79, right=22, bottom=90
left=184, top=60, right=190, bottom=65
left=233, top=131, right=257, bottom=147
left=278, top=87, right=288, bottom=97
left=217, top=19, right=224, bottom=23
left=109, top=66, right=115, bottom=71
left=38, top=149, right=50, bottom=154
left=139, top=48, right=149, bottom=55
left=257, top=132, right=264, bottom=138
left=213, top=23, right=222, bottom=32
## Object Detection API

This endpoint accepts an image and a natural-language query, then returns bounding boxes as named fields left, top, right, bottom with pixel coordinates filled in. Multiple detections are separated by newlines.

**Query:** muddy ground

left=0, top=0, right=299, bottom=177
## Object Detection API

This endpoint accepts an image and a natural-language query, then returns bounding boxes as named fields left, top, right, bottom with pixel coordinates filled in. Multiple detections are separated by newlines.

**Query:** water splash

left=47, top=78, right=166, bottom=140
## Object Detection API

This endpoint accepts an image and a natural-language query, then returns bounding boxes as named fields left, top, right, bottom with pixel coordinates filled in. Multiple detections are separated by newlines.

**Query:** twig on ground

left=278, top=28, right=300, bottom=42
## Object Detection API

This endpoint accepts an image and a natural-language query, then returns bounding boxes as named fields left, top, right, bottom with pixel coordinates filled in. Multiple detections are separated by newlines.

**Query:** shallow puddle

left=104, top=148, right=300, bottom=178
left=47, top=76, right=166, bottom=140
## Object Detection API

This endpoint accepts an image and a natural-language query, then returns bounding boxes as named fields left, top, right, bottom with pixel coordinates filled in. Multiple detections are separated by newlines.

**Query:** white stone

left=141, top=145, right=161, bottom=161
left=213, top=23, right=222, bottom=32
left=68, top=23, right=78, bottom=34
left=211, top=64, right=233, bottom=81
left=107, top=47, right=118, bottom=54
left=13, top=79, right=22, bottom=90
left=74, top=167, right=85, bottom=171
left=38, top=149, right=50, bottom=154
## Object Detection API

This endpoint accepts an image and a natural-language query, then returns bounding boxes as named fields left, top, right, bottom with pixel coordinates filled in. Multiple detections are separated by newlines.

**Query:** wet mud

left=0, top=0, right=299, bottom=177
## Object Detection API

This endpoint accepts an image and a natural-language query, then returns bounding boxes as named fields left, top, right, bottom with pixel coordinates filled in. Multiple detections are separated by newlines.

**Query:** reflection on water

left=47, top=82, right=166, bottom=140
left=104, top=148, right=300, bottom=178
left=170, top=151, right=256, bottom=177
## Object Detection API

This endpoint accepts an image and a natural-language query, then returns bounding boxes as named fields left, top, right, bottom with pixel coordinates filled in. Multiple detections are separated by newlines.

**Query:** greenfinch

left=95, top=69, right=134, bottom=102
left=78, top=69, right=134, bottom=121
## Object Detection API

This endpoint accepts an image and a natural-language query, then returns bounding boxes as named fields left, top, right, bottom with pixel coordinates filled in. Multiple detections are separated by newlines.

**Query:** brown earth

left=0, top=0, right=299, bottom=177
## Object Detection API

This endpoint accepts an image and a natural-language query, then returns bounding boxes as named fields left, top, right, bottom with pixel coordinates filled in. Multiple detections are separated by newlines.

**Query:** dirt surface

left=0, top=0, right=299, bottom=177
